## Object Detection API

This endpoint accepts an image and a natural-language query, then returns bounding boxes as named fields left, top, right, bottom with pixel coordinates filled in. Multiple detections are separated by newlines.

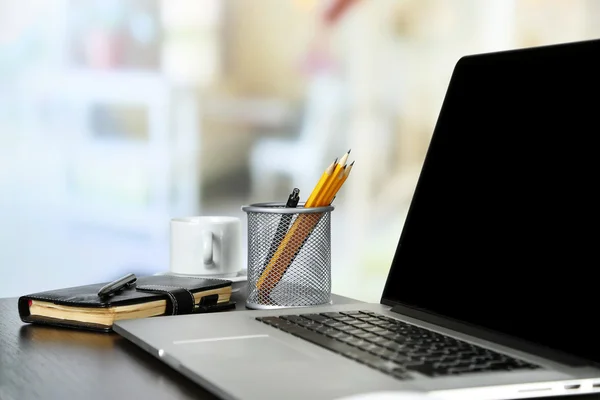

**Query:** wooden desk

left=1, top=292, right=598, bottom=400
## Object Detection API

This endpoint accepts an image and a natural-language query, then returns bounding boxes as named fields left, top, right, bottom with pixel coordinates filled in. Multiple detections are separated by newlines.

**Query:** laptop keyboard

left=256, top=311, right=541, bottom=380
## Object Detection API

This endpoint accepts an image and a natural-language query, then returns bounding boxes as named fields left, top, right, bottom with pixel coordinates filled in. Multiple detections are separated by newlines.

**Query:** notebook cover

left=18, top=275, right=232, bottom=332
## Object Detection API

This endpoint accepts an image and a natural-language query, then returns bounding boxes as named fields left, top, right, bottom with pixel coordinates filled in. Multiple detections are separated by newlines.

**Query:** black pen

left=285, top=188, right=300, bottom=208
left=97, top=273, right=137, bottom=298
left=264, top=188, right=300, bottom=268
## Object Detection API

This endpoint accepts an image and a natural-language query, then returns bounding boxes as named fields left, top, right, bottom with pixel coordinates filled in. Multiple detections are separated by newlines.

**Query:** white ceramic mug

left=170, top=216, right=242, bottom=277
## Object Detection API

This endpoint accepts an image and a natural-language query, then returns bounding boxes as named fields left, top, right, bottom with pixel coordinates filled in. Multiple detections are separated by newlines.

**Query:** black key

left=345, top=337, right=367, bottom=347
left=424, top=337, right=445, bottom=346
left=325, top=330, right=344, bottom=339
left=363, top=326, right=387, bottom=334
left=305, top=323, right=325, bottom=331
left=470, top=356, right=489, bottom=365
left=361, top=343, right=385, bottom=353
left=442, top=336, right=460, bottom=346
left=407, top=350, right=432, bottom=358
left=391, top=324, right=410, bottom=331
left=375, top=339, right=396, bottom=348
left=333, top=317, right=354, bottom=323
left=365, top=336, right=390, bottom=345
left=256, top=316, right=282, bottom=325
left=403, top=358, right=426, bottom=367
left=342, top=347, right=368, bottom=361
left=512, top=359, right=539, bottom=369
left=361, top=356, right=408, bottom=378
left=282, top=326, right=356, bottom=352
left=487, top=359, right=510, bottom=367
left=320, top=312, right=344, bottom=318
left=377, top=349, right=397, bottom=359
left=335, top=325, right=358, bottom=333
left=385, top=342, right=408, bottom=352
left=389, top=353, right=410, bottom=363
left=402, top=336, right=420, bottom=344
left=301, top=314, right=330, bottom=323
left=315, top=326, right=333, bottom=334
left=436, top=353, right=460, bottom=362
left=334, top=332, right=353, bottom=342
left=391, top=368, right=411, bottom=380
left=469, top=364, right=493, bottom=373
left=386, top=334, right=406, bottom=343
left=370, top=347, right=390, bottom=357
left=359, top=311, right=376, bottom=315
left=488, top=363, right=516, bottom=372
left=293, top=319, right=312, bottom=328
left=454, top=359, right=477, bottom=368
left=323, top=320, right=346, bottom=329
left=277, top=322, right=311, bottom=335
left=378, top=316, right=399, bottom=323
left=439, top=345, right=460, bottom=353
left=406, top=363, right=438, bottom=377
left=357, top=355, right=407, bottom=376
left=370, top=320, right=389, bottom=327
left=280, top=315, right=304, bottom=323
left=353, top=331, right=378, bottom=340
left=256, top=316, right=296, bottom=330
left=337, top=335, right=356, bottom=344
left=425, top=354, right=447, bottom=362
left=436, top=359, right=461, bottom=368
left=447, top=366, right=474, bottom=375
left=359, top=317, right=382, bottom=323
left=457, top=351, right=480, bottom=359
left=392, top=324, right=412, bottom=331
left=488, top=352, right=508, bottom=361
left=340, top=311, right=366, bottom=316
left=345, top=319, right=366, bottom=326
left=346, top=328, right=367, bottom=336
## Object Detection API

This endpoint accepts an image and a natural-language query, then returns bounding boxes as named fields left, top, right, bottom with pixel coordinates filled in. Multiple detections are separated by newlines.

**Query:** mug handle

left=202, top=231, right=214, bottom=266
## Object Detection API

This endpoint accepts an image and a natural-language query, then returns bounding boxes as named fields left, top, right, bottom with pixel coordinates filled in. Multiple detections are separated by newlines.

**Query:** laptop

left=114, top=39, right=600, bottom=400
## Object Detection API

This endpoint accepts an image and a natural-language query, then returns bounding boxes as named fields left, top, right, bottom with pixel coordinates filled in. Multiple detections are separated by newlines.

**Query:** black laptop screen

left=382, top=40, right=600, bottom=364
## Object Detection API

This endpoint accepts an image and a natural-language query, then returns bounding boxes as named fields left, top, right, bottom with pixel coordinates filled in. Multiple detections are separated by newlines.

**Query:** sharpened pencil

left=327, top=160, right=354, bottom=204
left=304, top=158, right=337, bottom=207
left=314, top=149, right=350, bottom=206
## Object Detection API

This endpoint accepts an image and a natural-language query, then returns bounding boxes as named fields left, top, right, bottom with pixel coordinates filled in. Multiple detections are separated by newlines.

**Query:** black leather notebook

left=18, top=275, right=234, bottom=332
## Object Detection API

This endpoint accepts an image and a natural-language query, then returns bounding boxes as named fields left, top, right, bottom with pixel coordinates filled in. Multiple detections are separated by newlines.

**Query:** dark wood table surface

left=1, top=291, right=599, bottom=400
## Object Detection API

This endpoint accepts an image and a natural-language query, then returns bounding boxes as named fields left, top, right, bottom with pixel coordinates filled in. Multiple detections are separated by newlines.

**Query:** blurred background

left=1, top=0, right=599, bottom=301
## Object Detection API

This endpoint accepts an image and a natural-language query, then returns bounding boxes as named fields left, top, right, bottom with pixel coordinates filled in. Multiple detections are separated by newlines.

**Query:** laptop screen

left=382, top=40, right=600, bottom=364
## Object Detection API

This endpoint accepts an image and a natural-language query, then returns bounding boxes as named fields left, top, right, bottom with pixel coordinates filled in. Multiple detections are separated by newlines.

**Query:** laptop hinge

left=390, top=304, right=591, bottom=367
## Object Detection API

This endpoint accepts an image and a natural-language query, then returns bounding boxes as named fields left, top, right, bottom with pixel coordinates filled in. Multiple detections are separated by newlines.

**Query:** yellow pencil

left=326, top=160, right=354, bottom=204
left=314, top=149, right=350, bottom=206
left=304, top=158, right=337, bottom=207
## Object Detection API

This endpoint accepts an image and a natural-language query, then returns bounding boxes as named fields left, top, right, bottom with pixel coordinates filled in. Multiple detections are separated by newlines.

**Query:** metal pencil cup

left=241, top=202, right=334, bottom=309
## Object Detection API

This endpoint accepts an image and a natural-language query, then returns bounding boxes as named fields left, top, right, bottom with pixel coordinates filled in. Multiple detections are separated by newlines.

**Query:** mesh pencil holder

left=241, top=202, right=334, bottom=309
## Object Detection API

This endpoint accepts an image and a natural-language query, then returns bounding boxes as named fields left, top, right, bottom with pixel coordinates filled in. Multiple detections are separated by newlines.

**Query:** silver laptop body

left=114, top=39, right=600, bottom=400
